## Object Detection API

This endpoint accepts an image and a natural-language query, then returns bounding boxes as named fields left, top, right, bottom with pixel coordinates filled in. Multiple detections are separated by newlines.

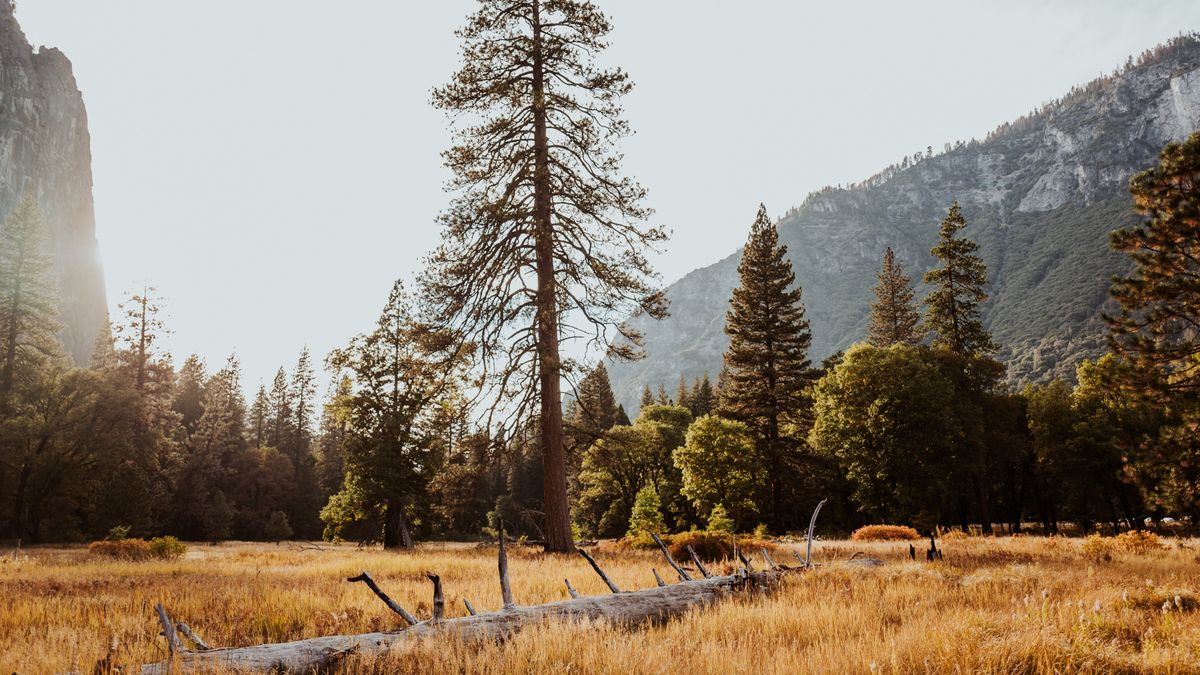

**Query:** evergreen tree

left=426, top=0, right=667, bottom=552
left=567, top=361, right=619, bottom=448
left=323, top=281, right=467, bottom=549
left=639, top=385, right=654, bottom=411
left=690, top=374, right=716, bottom=417
left=88, top=317, right=117, bottom=371
left=868, top=247, right=922, bottom=347
left=1108, top=131, right=1200, bottom=399
left=173, top=355, right=207, bottom=435
left=0, top=191, right=59, bottom=415
left=923, top=202, right=996, bottom=356
left=266, top=367, right=292, bottom=449
left=247, top=384, right=269, bottom=449
left=656, top=384, right=670, bottom=405
left=615, top=405, right=631, bottom=426
left=626, top=483, right=665, bottom=536
left=114, top=286, right=169, bottom=393
left=719, top=204, right=813, bottom=530
left=675, top=375, right=690, bottom=411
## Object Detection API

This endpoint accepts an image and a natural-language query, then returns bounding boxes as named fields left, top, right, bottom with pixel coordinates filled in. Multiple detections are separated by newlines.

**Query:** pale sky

left=14, top=1, right=1200, bottom=394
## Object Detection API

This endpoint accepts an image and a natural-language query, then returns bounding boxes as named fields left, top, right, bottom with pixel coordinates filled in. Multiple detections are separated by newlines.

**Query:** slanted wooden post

left=155, top=603, right=182, bottom=655
left=652, top=568, right=667, bottom=587
left=686, top=545, right=713, bottom=579
left=577, top=547, right=621, bottom=593
left=650, top=532, right=692, bottom=582
left=426, top=573, right=444, bottom=621
left=347, top=572, right=419, bottom=626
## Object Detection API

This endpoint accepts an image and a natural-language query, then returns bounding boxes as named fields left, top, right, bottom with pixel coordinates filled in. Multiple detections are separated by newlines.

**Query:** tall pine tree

left=923, top=202, right=996, bottom=356
left=720, top=204, right=813, bottom=531
left=426, top=0, right=667, bottom=551
left=868, top=247, right=922, bottom=347
left=1109, top=132, right=1200, bottom=399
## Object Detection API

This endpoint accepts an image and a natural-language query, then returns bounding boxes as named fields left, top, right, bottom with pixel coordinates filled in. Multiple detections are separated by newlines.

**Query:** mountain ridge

left=608, top=35, right=1200, bottom=411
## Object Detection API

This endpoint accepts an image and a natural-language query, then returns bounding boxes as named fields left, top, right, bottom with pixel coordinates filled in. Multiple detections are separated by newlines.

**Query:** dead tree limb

left=650, top=532, right=691, bottom=582
left=686, top=545, right=713, bottom=579
left=736, top=547, right=753, bottom=573
left=498, top=524, right=516, bottom=608
left=347, top=572, right=418, bottom=626
left=564, top=578, right=580, bottom=599
left=577, top=547, right=621, bottom=593
left=804, top=498, right=828, bottom=567
left=463, top=599, right=477, bottom=616
left=154, top=603, right=181, bottom=655
left=426, top=573, right=444, bottom=621
left=761, top=548, right=776, bottom=569
left=652, top=568, right=666, bottom=587
left=175, top=622, right=212, bottom=651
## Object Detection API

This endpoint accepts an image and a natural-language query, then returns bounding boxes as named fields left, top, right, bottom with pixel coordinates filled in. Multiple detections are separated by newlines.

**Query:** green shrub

left=627, top=484, right=666, bottom=537
left=88, top=538, right=151, bottom=560
left=104, top=525, right=132, bottom=541
left=148, top=536, right=187, bottom=560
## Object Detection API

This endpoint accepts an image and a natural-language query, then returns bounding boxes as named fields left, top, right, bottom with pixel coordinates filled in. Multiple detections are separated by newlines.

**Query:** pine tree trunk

left=0, top=276, right=21, bottom=414
left=530, top=0, right=573, bottom=553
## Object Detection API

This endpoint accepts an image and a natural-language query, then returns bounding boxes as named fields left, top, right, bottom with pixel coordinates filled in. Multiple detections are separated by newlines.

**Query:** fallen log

left=139, top=568, right=791, bottom=674
left=136, top=500, right=828, bottom=673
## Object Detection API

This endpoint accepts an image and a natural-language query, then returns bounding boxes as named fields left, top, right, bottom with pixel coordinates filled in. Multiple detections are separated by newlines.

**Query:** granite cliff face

left=609, top=37, right=1200, bottom=411
left=0, top=1, right=105, bottom=365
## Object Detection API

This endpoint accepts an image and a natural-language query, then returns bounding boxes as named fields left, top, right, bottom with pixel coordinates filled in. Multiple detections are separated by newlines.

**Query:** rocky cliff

left=0, top=1, right=105, bottom=365
left=609, top=37, right=1200, bottom=411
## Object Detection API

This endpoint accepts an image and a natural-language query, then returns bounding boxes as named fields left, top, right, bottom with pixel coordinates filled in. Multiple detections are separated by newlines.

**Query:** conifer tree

left=868, top=247, right=922, bottom=347
left=0, top=192, right=59, bottom=415
left=114, top=287, right=169, bottom=393
left=266, top=367, right=292, bottom=449
left=656, top=384, right=670, bottom=405
left=690, top=373, right=716, bottom=417
left=675, top=374, right=690, bottom=411
left=719, top=204, right=813, bottom=530
left=923, top=202, right=996, bottom=356
left=1108, top=132, right=1200, bottom=399
left=427, top=0, right=667, bottom=551
left=173, top=355, right=207, bottom=435
left=247, top=384, right=269, bottom=449
left=570, top=361, right=619, bottom=443
left=639, top=385, right=654, bottom=411
left=88, top=317, right=117, bottom=371
left=615, top=404, right=631, bottom=426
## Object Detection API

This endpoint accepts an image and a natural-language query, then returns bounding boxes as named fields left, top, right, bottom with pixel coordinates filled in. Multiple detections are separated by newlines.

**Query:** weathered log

left=650, top=532, right=691, bottom=582
left=154, top=603, right=181, bottom=655
left=175, top=622, right=212, bottom=651
left=577, top=547, right=621, bottom=593
left=565, top=578, right=580, bottom=599
left=687, top=545, right=713, bottom=579
left=761, top=548, right=776, bottom=569
left=652, top=568, right=666, bottom=587
left=347, top=572, right=419, bottom=626
left=138, top=568, right=793, bottom=674
left=463, top=598, right=477, bottom=616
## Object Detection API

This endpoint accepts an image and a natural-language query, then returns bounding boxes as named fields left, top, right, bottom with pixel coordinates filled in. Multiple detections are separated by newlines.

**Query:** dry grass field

left=3, top=536, right=1200, bottom=674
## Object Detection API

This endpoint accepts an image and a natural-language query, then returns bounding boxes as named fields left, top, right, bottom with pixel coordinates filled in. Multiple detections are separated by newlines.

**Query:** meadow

left=2, top=536, right=1199, bottom=674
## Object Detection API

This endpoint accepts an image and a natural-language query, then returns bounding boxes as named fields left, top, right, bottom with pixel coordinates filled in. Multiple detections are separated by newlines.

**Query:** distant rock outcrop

left=610, top=37, right=1200, bottom=411
left=0, top=1, right=105, bottom=365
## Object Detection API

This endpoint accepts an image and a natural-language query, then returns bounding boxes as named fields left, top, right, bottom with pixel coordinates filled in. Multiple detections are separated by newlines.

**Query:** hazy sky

left=14, top=1, right=1200, bottom=393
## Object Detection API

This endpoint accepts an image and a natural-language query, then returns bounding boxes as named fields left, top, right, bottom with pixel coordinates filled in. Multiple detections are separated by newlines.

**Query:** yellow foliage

left=850, top=524, right=921, bottom=541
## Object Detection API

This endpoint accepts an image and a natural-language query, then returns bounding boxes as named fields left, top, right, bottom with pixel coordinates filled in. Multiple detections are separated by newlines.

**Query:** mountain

left=609, top=36, right=1200, bottom=412
left=0, top=1, right=105, bottom=365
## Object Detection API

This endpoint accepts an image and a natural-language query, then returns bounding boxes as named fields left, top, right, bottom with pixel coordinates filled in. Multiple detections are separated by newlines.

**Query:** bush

left=148, top=536, right=187, bottom=560
left=850, top=525, right=921, bottom=541
left=940, top=529, right=968, bottom=540
left=105, top=525, right=132, bottom=541
left=88, top=538, right=151, bottom=561
left=1114, top=530, right=1165, bottom=554
left=627, top=485, right=665, bottom=537
left=664, top=530, right=783, bottom=563
left=1081, top=534, right=1114, bottom=563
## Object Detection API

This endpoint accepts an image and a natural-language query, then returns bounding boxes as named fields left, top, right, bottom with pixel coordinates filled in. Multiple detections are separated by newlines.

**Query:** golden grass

left=2, top=537, right=1199, bottom=673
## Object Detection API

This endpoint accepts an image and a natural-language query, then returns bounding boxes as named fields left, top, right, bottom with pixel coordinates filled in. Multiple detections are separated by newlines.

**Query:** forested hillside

left=609, top=37, right=1200, bottom=409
